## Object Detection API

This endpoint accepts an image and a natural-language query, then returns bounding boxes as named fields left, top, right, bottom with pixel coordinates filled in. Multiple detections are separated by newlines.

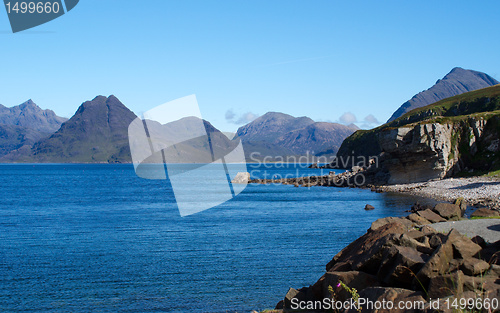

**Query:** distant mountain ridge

left=2, top=95, right=137, bottom=163
left=275, top=122, right=359, bottom=155
left=0, top=100, right=67, bottom=157
left=388, top=67, right=499, bottom=122
left=237, top=112, right=359, bottom=158
left=0, top=100, right=357, bottom=162
left=237, top=112, right=315, bottom=142
left=0, top=99, right=67, bottom=133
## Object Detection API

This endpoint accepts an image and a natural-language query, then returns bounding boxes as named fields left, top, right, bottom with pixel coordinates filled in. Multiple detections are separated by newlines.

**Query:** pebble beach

left=379, top=176, right=500, bottom=208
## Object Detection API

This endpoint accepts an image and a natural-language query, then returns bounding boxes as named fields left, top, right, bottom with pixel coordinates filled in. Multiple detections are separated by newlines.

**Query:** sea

left=0, top=164, right=424, bottom=312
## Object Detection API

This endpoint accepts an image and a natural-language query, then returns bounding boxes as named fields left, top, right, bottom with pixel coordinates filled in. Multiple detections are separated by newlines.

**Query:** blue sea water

left=0, top=164, right=422, bottom=312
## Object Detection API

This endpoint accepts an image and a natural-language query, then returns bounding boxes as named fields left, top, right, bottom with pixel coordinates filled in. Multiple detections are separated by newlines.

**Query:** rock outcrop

left=231, top=172, right=250, bottom=184
left=334, top=84, right=500, bottom=184
left=374, top=116, right=499, bottom=184
left=275, top=202, right=500, bottom=313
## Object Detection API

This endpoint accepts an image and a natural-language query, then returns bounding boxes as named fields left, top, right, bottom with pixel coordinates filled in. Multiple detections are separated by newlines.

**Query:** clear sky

left=0, top=0, right=499, bottom=131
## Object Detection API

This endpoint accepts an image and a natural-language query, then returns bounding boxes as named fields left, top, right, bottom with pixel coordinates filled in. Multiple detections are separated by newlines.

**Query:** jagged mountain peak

left=18, top=99, right=37, bottom=109
left=22, top=95, right=138, bottom=163
left=0, top=99, right=67, bottom=133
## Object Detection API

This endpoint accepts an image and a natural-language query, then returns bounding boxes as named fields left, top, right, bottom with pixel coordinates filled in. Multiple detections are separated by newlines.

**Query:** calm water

left=0, top=164, right=421, bottom=312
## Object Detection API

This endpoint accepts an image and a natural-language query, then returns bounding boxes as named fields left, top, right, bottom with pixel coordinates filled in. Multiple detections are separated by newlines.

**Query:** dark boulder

left=322, top=271, right=379, bottom=301
left=417, top=209, right=447, bottom=223
left=461, top=258, right=490, bottom=276
left=449, top=229, right=482, bottom=259
left=348, top=287, right=426, bottom=313
left=326, top=222, right=407, bottom=272
left=377, top=245, right=430, bottom=287
left=415, top=234, right=454, bottom=287
left=432, top=203, right=462, bottom=220
left=427, top=270, right=464, bottom=299
left=471, top=208, right=500, bottom=218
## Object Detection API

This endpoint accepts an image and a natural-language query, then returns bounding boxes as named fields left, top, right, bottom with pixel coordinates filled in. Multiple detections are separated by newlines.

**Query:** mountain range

left=0, top=100, right=67, bottom=158
left=1, top=67, right=498, bottom=164
left=387, top=67, right=499, bottom=122
left=0, top=99, right=67, bottom=133
left=1, top=96, right=136, bottom=163
left=236, top=112, right=358, bottom=159
left=0, top=98, right=356, bottom=163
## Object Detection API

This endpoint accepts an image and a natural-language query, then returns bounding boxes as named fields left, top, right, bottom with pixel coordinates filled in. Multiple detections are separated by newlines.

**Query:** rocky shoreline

left=377, top=177, right=500, bottom=210
left=249, top=171, right=500, bottom=210
left=268, top=201, right=500, bottom=313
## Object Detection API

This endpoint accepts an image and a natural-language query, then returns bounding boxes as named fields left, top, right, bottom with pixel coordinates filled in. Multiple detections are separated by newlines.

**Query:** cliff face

left=335, top=85, right=500, bottom=184
left=377, top=116, right=499, bottom=184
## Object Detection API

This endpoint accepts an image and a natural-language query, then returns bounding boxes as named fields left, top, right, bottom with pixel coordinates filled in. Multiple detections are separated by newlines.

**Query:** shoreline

left=250, top=174, right=500, bottom=210
left=375, top=176, right=500, bottom=210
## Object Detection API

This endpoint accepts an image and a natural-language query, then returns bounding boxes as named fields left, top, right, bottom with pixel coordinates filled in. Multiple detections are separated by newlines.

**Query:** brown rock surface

left=427, top=271, right=464, bottom=299
left=417, top=209, right=447, bottom=223
left=471, top=208, right=500, bottom=218
left=415, top=234, right=454, bottom=286
left=407, top=213, right=431, bottom=225
left=323, top=271, right=379, bottom=301
left=461, top=258, right=490, bottom=276
left=369, top=217, right=414, bottom=232
left=377, top=245, right=429, bottom=286
left=326, top=222, right=407, bottom=272
left=432, top=203, right=462, bottom=220
left=350, top=287, right=426, bottom=313
left=448, top=229, right=482, bottom=259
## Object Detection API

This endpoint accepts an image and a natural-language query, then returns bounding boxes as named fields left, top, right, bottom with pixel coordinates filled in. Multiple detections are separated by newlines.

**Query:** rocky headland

left=335, top=84, right=500, bottom=185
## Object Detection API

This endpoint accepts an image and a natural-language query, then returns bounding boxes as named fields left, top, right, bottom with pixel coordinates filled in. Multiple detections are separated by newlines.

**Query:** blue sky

left=0, top=0, right=499, bottom=131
